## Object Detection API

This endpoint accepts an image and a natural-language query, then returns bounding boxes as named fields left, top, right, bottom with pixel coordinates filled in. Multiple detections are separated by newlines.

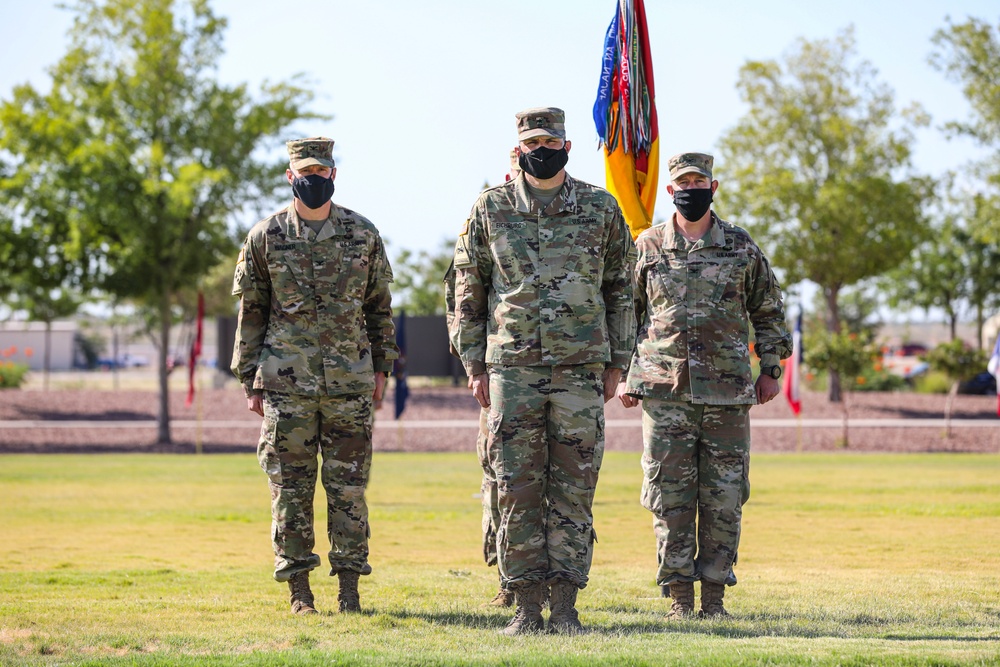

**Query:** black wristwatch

left=761, top=365, right=782, bottom=380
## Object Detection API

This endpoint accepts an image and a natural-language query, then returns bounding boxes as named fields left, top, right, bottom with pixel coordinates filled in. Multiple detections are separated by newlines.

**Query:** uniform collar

left=511, top=172, right=579, bottom=216
left=662, top=211, right=726, bottom=251
left=286, top=201, right=341, bottom=242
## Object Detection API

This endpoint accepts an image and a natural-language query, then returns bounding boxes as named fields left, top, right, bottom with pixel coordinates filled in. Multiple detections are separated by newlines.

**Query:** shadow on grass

left=356, top=610, right=1000, bottom=643
left=363, top=608, right=508, bottom=631
left=17, top=408, right=153, bottom=421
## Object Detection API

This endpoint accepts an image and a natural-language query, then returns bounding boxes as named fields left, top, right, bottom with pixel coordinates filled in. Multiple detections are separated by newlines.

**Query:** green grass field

left=1, top=452, right=998, bottom=666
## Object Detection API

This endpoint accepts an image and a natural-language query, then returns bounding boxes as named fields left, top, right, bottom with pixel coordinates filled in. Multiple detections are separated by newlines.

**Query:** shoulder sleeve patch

left=453, top=233, right=475, bottom=269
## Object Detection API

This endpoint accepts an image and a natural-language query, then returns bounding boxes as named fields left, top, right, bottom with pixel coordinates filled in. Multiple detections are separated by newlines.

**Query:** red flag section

left=783, top=312, right=802, bottom=416
left=186, top=291, right=204, bottom=408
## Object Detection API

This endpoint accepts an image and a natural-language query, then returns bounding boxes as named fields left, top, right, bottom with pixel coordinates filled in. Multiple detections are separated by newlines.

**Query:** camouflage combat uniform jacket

left=231, top=202, right=398, bottom=398
left=452, top=173, right=636, bottom=375
left=625, top=213, right=791, bottom=404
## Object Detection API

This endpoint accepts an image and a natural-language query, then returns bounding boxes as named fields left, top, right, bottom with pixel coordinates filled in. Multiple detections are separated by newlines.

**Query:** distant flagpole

left=593, top=0, right=659, bottom=240
left=783, top=310, right=803, bottom=417
left=186, top=291, right=204, bottom=408
left=988, top=331, right=1000, bottom=418
left=186, top=291, right=205, bottom=455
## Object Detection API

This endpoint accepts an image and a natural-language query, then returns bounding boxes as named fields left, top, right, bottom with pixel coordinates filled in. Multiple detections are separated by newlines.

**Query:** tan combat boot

left=338, top=571, right=362, bottom=613
left=547, top=580, right=585, bottom=635
left=485, top=586, right=515, bottom=607
left=287, top=571, right=318, bottom=615
left=700, top=580, right=730, bottom=618
left=666, top=581, right=695, bottom=619
left=500, top=582, right=545, bottom=635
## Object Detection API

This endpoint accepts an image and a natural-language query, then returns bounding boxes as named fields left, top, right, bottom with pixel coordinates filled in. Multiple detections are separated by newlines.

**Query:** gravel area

left=1, top=386, right=998, bottom=454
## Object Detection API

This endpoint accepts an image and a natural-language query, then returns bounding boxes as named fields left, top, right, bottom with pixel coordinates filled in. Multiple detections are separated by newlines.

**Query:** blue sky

left=1, top=0, right=994, bottom=263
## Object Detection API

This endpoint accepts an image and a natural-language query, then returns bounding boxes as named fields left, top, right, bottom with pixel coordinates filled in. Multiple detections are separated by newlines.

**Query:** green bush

left=0, top=361, right=30, bottom=388
left=852, top=366, right=908, bottom=392
left=913, top=370, right=953, bottom=394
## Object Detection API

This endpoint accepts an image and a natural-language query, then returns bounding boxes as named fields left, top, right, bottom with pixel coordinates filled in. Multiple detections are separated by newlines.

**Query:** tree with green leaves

left=882, top=175, right=1000, bottom=346
left=805, top=328, right=879, bottom=448
left=391, top=241, right=453, bottom=316
left=3, top=287, right=82, bottom=391
left=0, top=0, right=319, bottom=443
left=717, top=27, right=931, bottom=402
left=922, top=340, right=988, bottom=439
left=931, top=16, right=1000, bottom=246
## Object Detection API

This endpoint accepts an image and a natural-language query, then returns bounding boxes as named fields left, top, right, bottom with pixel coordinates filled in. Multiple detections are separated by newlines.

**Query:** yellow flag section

left=604, top=101, right=659, bottom=239
left=593, top=0, right=659, bottom=240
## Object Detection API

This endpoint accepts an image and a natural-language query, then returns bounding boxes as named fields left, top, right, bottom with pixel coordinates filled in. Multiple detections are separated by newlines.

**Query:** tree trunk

left=975, top=304, right=985, bottom=351
left=157, top=293, right=172, bottom=444
left=948, top=313, right=958, bottom=342
left=944, top=380, right=958, bottom=441
left=825, top=285, right=842, bottom=403
left=44, top=320, right=52, bottom=392
left=840, top=391, right=850, bottom=448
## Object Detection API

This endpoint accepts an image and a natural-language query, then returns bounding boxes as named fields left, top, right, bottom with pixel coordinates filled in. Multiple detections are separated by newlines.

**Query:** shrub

left=0, top=361, right=30, bottom=389
left=852, top=367, right=907, bottom=392
left=914, top=371, right=954, bottom=395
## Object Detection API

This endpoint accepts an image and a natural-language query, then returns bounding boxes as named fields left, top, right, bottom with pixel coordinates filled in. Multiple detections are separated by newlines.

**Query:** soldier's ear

left=331, top=167, right=338, bottom=182
left=711, top=180, right=719, bottom=194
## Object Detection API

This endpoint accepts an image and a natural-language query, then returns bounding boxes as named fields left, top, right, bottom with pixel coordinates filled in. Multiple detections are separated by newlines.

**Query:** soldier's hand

left=247, top=394, right=264, bottom=417
left=755, top=374, right=780, bottom=404
left=616, top=382, right=639, bottom=408
left=471, top=373, right=490, bottom=409
left=602, top=368, right=622, bottom=403
left=373, top=372, right=386, bottom=406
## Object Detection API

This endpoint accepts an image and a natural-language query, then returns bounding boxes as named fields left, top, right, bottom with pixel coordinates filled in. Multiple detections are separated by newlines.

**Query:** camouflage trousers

left=640, top=398, right=750, bottom=587
left=476, top=407, right=500, bottom=567
left=487, top=364, right=605, bottom=590
left=258, top=391, right=373, bottom=582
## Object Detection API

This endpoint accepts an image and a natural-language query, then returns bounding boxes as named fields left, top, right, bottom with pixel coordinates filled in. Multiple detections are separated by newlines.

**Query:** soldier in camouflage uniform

left=444, top=149, right=521, bottom=610
left=616, top=152, right=791, bottom=619
left=231, top=137, right=397, bottom=616
left=453, top=108, right=636, bottom=635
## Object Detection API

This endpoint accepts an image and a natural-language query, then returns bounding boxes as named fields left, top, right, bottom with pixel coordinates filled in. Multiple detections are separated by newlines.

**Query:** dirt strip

left=1, top=387, right=997, bottom=454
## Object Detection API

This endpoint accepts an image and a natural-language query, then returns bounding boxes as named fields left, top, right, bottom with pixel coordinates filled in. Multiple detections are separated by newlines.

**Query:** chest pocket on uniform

left=339, top=246, right=371, bottom=297
left=269, top=247, right=310, bottom=314
left=650, top=254, right=687, bottom=306
left=562, top=220, right=603, bottom=280
left=709, top=249, right=749, bottom=312
left=489, top=231, right=532, bottom=291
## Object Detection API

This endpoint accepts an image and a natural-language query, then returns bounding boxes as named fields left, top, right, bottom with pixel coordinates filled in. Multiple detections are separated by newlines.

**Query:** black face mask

left=291, top=173, right=335, bottom=209
left=673, top=187, right=713, bottom=221
left=518, top=145, right=569, bottom=180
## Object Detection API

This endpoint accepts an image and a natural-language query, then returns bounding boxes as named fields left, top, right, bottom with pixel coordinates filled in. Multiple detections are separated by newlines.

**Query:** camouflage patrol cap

left=668, top=152, right=714, bottom=181
left=515, top=107, right=566, bottom=141
left=286, top=137, right=335, bottom=170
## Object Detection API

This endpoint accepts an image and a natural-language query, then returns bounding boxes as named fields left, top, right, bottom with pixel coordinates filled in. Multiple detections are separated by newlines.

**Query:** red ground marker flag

left=185, top=291, right=204, bottom=408
left=783, top=311, right=802, bottom=416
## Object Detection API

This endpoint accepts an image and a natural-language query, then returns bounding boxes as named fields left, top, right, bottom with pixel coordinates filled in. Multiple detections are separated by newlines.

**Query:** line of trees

left=2, top=4, right=999, bottom=440
left=0, top=0, right=320, bottom=443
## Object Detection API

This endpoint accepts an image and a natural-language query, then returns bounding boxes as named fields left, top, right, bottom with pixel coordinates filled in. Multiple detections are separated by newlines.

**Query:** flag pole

left=195, top=362, right=203, bottom=456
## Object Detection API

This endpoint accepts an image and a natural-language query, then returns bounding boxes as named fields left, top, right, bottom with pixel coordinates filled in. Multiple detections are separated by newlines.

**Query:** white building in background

left=0, top=321, right=78, bottom=371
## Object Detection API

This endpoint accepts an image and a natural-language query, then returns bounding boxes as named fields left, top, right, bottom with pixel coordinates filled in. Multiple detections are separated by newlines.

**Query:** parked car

left=895, top=343, right=929, bottom=357
left=958, top=371, right=998, bottom=395
left=95, top=353, right=149, bottom=370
